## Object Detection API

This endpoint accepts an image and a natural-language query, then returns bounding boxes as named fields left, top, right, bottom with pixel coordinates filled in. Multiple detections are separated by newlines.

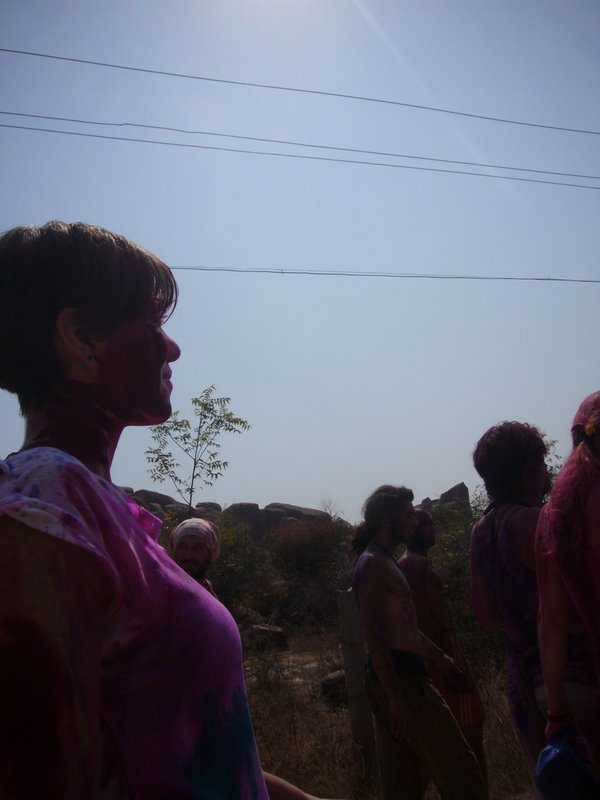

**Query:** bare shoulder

left=397, top=552, right=430, bottom=583
left=354, top=549, right=405, bottom=599
left=505, top=505, right=540, bottom=533
left=356, top=549, right=397, bottom=580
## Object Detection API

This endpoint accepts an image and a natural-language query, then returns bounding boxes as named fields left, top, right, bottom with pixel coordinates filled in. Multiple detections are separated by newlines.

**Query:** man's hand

left=388, top=693, right=414, bottom=740
left=439, top=653, right=465, bottom=689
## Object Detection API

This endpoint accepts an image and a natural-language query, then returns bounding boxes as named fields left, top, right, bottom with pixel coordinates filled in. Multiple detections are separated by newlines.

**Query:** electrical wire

left=2, top=123, right=599, bottom=191
left=1, top=47, right=599, bottom=136
left=1, top=110, right=597, bottom=182
left=169, top=265, right=600, bottom=284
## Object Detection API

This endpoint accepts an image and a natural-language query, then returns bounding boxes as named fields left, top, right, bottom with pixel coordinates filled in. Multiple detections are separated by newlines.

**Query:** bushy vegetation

left=159, top=500, right=530, bottom=797
left=160, top=512, right=352, bottom=629
left=210, top=520, right=277, bottom=612
left=428, top=502, right=504, bottom=674
left=262, top=519, right=352, bottom=628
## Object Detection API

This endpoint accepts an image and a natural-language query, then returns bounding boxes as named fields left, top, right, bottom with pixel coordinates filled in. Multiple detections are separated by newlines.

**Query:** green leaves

left=145, top=385, right=250, bottom=512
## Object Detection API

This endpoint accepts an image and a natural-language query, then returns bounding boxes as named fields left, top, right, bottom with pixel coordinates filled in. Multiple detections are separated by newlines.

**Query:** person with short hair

left=171, top=517, right=220, bottom=595
left=352, top=485, right=487, bottom=800
left=470, top=421, right=598, bottom=792
left=398, top=507, right=487, bottom=782
left=0, top=221, right=335, bottom=800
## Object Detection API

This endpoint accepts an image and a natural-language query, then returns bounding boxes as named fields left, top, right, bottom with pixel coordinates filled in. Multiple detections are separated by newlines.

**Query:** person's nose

left=163, top=330, right=181, bottom=363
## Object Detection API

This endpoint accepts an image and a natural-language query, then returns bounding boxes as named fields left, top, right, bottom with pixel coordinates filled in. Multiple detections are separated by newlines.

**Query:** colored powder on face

left=96, top=319, right=176, bottom=426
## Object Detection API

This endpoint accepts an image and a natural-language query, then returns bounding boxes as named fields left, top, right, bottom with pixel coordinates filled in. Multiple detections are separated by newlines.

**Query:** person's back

left=471, top=503, right=542, bottom=684
left=471, top=420, right=600, bottom=794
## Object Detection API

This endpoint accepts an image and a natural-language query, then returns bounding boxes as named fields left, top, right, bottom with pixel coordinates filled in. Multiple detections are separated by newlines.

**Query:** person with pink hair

left=471, top=420, right=599, bottom=798
left=536, top=392, right=600, bottom=762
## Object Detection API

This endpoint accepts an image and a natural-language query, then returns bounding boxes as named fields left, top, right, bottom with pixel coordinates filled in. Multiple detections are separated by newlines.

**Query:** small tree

left=145, top=385, right=250, bottom=511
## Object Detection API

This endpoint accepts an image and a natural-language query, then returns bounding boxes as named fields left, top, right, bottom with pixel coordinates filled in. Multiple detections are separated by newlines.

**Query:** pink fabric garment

left=537, top=493, right=600, bottom=678
left=0, top=447, right=268, bottom=800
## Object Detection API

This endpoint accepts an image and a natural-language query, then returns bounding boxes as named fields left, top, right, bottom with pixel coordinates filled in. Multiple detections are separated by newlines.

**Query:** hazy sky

left=1, top=0, right=599, bottom=522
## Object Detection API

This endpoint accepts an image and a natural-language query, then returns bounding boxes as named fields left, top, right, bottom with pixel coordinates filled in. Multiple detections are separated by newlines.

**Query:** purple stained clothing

left=472, top=506, right=542, bottom=684
left=538, top=470, right=600, bottom=677
left=0, top=447, right=268, bottom=800
left=471, top=504, right=596, bottom=762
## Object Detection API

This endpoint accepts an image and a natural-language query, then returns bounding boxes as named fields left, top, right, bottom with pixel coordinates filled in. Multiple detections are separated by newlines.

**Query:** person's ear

left=54, top=308, right=99, bottom=381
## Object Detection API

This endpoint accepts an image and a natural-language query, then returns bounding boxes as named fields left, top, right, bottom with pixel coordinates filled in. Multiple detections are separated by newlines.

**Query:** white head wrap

left=170, top=518, right=220, bottom=562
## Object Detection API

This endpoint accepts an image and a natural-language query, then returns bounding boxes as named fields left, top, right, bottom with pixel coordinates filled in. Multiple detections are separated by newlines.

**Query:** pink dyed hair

left=542, top=391, right=600, bottom=560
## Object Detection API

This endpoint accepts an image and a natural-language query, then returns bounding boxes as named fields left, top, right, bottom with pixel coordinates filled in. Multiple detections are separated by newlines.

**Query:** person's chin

left=183, top=567, right=203, bottom=580
left=133, top=399, right=173, bottom=426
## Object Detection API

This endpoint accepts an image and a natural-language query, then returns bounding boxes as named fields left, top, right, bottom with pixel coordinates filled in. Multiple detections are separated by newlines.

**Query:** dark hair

left=472, top=421, right=547, bottom=503
left=351, top=484, right=414, bottom=555
left=414, top=507, right=433, bottom=526
left=0, top=221, right=178, bottom=411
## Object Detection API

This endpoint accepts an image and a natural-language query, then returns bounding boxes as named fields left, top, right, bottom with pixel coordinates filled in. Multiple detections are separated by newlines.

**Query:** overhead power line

left=2, top=123, right=599, bottom=191
left=170, top=266, right=600, bottom=284
left=1, top=47, right=598, bottom=137
left=1, top=111, right=598, bottom=182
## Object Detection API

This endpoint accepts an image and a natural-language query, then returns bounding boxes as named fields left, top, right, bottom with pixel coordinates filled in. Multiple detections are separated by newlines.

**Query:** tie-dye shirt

left=0, top=447, right=268, bottom=800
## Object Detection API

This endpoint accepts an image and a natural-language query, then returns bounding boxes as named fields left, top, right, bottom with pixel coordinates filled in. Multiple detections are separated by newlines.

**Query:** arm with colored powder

left=398, top=558, right=462, bottom=685
left=264, top=772, right=346, bottom=799
left=536, top=544, right=571, bottom=740
left=418, top=631, right=464, bottom=688
left=0, top=518, right=114, bottom=799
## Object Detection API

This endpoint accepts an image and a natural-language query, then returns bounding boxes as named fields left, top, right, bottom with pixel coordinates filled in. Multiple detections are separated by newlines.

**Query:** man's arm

left=418, top=631, right=464, bottom=687
left=355, top=556, right=413, bottom=740
left=0, top=518, right=113, bottom=799
left=470, top=526, right=503, bottom=632
left=398, top=558, right=460, bottom=681
left=263, top=772, right=345, bottom=800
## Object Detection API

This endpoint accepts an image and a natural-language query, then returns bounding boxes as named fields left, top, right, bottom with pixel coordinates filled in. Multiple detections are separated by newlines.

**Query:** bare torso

left=354, top=544, right=423, bottom=661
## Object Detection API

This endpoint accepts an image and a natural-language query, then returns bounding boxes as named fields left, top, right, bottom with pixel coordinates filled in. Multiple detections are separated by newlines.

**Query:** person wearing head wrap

left=537, top=392, right=600, bottom=770
left=171, top=518, right=220, bottom=595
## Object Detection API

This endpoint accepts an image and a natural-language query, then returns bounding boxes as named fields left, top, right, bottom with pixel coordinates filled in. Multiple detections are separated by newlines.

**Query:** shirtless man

left=398, top=508, right=487, bottom=782
left=351, top=485, right=487, bottom=800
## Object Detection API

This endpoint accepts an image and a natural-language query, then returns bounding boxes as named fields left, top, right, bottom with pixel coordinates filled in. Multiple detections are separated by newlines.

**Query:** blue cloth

left=536, top=732, right=599, bottom=800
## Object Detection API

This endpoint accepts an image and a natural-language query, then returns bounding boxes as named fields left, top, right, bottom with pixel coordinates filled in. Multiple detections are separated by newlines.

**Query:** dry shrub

left=479, top=667, right=531, bottom=800
left=246, top=634, right=375, bottom=799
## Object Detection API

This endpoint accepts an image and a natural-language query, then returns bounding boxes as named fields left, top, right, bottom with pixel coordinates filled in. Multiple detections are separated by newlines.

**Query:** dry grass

left=246, top=633, right=534, bottom=800
left=246, top=632, right=366, bottom=798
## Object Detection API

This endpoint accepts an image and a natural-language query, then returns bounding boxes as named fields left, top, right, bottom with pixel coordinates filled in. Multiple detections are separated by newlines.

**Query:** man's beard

left=181, top=561, right=208, bottom=580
